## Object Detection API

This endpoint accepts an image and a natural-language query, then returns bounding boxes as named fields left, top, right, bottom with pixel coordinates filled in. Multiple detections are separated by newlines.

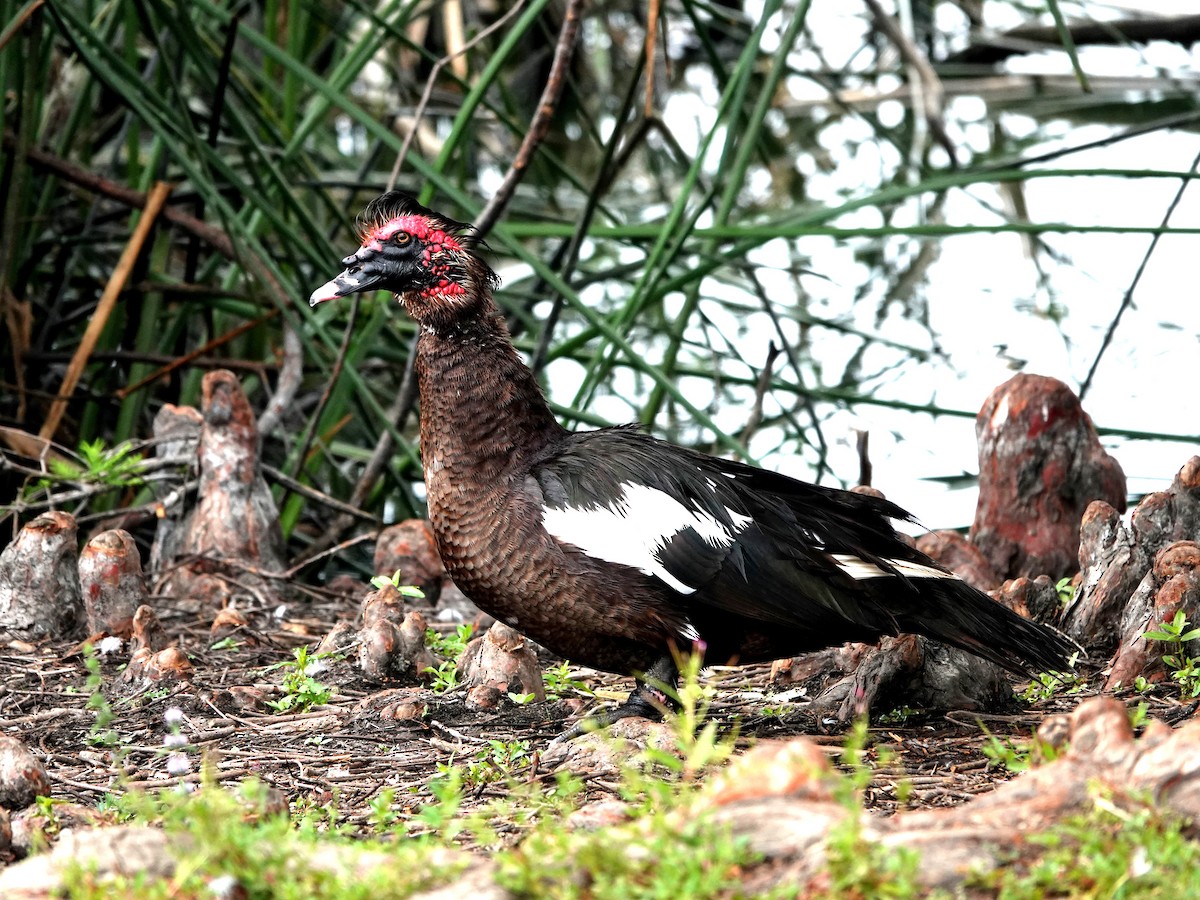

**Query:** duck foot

left=552, top=657, right=678, bottom=743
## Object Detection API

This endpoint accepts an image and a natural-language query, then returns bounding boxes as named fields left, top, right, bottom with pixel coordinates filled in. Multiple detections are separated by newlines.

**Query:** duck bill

left=308, top=269, right=382, bottom=307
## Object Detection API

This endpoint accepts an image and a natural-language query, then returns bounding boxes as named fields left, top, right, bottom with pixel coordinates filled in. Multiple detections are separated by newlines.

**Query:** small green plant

left=93, top=792, right=139, bottom=824
left=288, top=795, right=342, bottom=832
left=425, top=622, right=473, bottom=658
left=542, top=660, right=593, bottom=699
left=209, top=636, right=241, bottom=652
left=367, top=788, right=399, bottom=832
left=82, top=643, right=119, bottom=747
left=496, top=804, right=757, bottom=898
left=46, top=438, right=146, bottom=488
left=64, top=776, right=460, bottom=898
left=878, top=705, right=919, bottom=725
left=30, top=796, right=62, bottom=839
left=802, top=719, right=922, bottom=897
left=637, top=650, right=733, bottom=783
left=981, top=732, right=1062, bottom=774
left=970, top=789, right=1200, bottom=896
left=422, top=623, right=474, bottom=693
left=1054, top=576, right=1076, bottom=606
left=424, top=660, right=460, bottom=694
left=466, top=740, right=533, bottom=787
left=266, top=647, right=333, bottom=712
left=431, top=740, right=535, bottom=793
left=1129, top=701, right=1150, bottom=731
left=982, top=734, right=1031, bottom=773
left=831, top=721, right=913, bottom=809
left=836, top=717, right=874, bottom=797
left=1144, top=611, right=1200, bottom=698
left=816, top=814, right=923, bottom=899
left=1022, top=664, right=1086, bottom=703
left=369, top=570, right=427, bottom=597
left=492, top=671, right=757, bottom=899
left=413, top=768, right=466, bottom=840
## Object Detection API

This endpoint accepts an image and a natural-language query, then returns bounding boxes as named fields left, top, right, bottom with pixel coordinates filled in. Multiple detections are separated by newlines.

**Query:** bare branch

left=474, top=0, right=586, bottom=238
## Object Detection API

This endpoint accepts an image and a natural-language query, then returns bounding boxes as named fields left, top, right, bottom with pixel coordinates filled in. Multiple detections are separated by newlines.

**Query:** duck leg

left=554, top=656, right=679, bottom=742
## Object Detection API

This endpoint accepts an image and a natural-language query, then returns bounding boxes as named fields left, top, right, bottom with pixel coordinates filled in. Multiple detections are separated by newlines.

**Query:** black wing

left=530, top=427, right=931, bottom=625
left=529, top=426, right=1075, bottom=674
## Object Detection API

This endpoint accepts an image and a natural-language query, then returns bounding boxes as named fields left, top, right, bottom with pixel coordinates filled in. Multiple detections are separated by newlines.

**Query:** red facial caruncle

left=359, top=214, right=467, bottom=300
left=422, top=278, right=467, bottom=299
left=359, top=215, right=465, bottom=258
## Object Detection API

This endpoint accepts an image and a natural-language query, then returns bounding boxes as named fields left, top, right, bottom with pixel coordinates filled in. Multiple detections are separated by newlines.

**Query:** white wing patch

left=831, top=553, right=958, bottom=581
left=541, top=482, right=751, bottom=594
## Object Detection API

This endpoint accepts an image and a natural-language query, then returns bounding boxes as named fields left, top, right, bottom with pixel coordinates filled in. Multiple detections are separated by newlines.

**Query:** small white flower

left=1128, top=846, right=1152, bottom=879
left=163, top=732, right=187, bottom=748
left=166, top=752, right=192, bottom=776
left=273, top=604, right=288, bottom=620
left=163, top=707, right=185, bottom=727
left=98, top=636, right=124, bottom=656
left=207, top=874, right=240, bottom=898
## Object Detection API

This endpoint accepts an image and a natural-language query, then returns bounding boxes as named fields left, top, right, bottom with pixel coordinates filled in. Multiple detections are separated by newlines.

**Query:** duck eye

left=394, top=232, right=411, bottom=245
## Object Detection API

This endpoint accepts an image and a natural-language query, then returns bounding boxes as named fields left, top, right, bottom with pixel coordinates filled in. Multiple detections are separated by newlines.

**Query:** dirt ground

left=4, top=581, right=1166, bottom=835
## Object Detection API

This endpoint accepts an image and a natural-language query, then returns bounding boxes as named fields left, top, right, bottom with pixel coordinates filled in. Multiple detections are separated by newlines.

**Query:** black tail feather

left=897, top=579, right=1079, bottom=675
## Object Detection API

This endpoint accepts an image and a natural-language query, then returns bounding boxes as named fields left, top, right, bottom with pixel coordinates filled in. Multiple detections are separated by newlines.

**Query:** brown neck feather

left=415, top=295, right=564, bottom=485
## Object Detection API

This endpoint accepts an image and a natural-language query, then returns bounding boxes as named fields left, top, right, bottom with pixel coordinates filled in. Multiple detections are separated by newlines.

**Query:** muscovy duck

left=311, top=192, right=1075, bottom=729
